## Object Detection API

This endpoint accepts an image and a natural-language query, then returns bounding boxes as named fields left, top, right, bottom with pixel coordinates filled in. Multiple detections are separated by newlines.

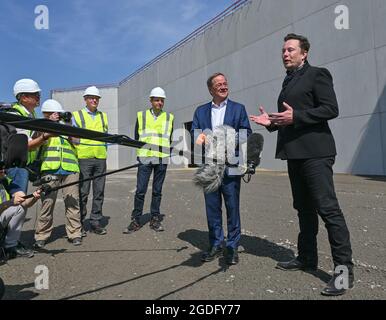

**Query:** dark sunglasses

left=23, top=92, right=41, bottom=98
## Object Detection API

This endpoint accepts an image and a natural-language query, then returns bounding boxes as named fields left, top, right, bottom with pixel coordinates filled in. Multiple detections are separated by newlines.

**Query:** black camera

left=0, top=109, right=28, bottom=169
left=58, top=112, right=72, bottom=123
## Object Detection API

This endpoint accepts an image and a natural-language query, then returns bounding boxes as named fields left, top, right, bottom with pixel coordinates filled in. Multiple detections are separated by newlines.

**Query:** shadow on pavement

left=178, top=229, right=332, bottom=284
left=20, top=224, right=66, bottom=246
left=59, top=264, right=182, bottom=300
left=2, top=282, right=39, bottom=300
left=357, top=175, right=386, bottom=183
left=177, top=229, right=295, bottom=263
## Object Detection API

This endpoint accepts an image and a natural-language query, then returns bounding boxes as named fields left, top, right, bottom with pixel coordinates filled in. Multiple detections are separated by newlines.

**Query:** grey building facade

left=52, top=0, right=386, bottom=175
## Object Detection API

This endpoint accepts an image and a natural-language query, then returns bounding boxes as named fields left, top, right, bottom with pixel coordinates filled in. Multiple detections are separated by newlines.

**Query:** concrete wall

left=52, top=0, right=386, bottom=175
left=52, top=87, right=119, bottom=169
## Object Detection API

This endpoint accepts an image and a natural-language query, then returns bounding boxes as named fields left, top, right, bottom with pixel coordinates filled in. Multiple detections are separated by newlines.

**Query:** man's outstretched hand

left=250, top=106, right=271, bottom=127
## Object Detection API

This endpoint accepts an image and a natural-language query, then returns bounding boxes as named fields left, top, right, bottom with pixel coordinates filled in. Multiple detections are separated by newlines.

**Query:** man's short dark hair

left=284, top=33, right=310, bottom=53
left=207, top=72, right=226, bottom=89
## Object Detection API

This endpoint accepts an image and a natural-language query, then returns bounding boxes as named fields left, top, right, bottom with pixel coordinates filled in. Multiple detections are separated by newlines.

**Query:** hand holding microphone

left=195, top=133, right=208, bottom=145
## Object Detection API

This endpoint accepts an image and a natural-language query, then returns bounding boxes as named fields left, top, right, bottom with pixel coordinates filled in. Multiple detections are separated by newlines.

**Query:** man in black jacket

left=250, top=33, right=354, bottom=296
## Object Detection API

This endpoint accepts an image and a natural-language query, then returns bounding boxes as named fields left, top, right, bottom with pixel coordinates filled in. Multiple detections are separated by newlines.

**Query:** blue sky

left=0, top=0, right=234, bottom=103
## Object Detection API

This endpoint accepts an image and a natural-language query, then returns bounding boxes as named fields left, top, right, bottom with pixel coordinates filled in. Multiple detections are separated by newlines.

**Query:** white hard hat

left=83, top=86, right=101, bottom=98
left=41, top=99, right=65, bottom=113
left=13, top=79, right=41, bottom=97
left=149, top=87, right=166, bottom=99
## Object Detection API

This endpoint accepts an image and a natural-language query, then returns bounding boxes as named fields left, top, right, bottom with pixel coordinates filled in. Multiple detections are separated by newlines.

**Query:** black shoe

left=69, top=237, right=82, bottom=246
left=276, top=258, right=317, bottom=271
left=5, top=242, right=34, bottom=259
left=90, top=223, right=107, bottom=235
left=225, top=247, right=239, bottom=265
left=201, top=246, right=223, bottom=262
left=149, top=216, right=164, bottom=232
left=321, top=273, right=354, bottom=296
left=123, top=219, right=142, bottom=234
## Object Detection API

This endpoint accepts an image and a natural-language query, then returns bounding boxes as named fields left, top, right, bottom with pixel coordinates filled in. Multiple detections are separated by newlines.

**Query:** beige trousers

left=35, top=173, right=82, bottom=241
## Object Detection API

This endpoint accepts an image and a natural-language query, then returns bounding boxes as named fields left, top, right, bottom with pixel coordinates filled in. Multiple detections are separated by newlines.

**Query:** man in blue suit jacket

left=191, top=73, right=251, bottom=265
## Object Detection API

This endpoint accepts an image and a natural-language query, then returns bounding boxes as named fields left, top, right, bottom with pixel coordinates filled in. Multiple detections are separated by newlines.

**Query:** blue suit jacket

left=191, top=99, right=252, bottom=141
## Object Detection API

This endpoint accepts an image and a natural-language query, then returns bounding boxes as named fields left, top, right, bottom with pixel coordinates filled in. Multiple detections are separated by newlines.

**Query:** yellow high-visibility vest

left=136, top=110, right=173, bottom=158
left=12, top=104, right=37, bottom=164
left=0, top=178, right=12, bottom=203
left=40, top=137, right=79, bottom=173
left=72, top=109, right=108, bottom=159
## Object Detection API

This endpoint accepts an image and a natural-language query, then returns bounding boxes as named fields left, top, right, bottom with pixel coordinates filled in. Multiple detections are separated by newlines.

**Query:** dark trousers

left=131, top=163, right=168, bottom=220
left=287, top=157, right=353, bottom=273
left=204, top=174, right=241, bottom=249
left=78, top=158, right=106, bottom=223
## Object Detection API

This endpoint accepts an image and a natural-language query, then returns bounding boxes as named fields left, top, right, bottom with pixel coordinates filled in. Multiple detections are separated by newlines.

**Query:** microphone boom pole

left=23, top=163, right=141, bottom=200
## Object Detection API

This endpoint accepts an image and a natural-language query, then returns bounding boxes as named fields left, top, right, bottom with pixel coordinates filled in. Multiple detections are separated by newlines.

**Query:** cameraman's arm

left=28, top=132, right=50, bottom=150
left=0, top=191, right=29, bottom=214
left=29, top=113, right=60, bottom=150
left=20, top=190, right=42, bottom=209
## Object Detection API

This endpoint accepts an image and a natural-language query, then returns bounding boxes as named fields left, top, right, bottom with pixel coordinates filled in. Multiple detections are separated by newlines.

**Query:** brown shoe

left=149, top=216, right=164, bottom=232
left=123, top=220, right=142, bottom=234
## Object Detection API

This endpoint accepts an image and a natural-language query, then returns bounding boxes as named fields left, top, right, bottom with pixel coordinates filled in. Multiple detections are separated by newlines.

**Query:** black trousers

left=287, top=157, right=353, bottom=273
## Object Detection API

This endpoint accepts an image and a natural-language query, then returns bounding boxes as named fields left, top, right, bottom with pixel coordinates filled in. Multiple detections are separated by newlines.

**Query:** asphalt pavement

left=1, top=169, right=385, bottom=300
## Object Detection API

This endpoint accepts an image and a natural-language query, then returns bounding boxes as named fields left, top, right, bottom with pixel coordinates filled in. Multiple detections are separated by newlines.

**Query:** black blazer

left=271, top=62, right=339, bottom=160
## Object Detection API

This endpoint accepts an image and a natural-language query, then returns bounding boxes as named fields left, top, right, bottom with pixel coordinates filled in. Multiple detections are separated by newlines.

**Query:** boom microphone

left=245, top=133, right=264, bottom=175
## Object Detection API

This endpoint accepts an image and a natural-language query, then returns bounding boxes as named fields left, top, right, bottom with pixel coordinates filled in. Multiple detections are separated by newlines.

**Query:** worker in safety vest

left=124, top=87, right=173, bottom=234
left=8, top=79, right=55, bottom=193
left=72, top=86, right=108, bottom=236
left=33, top=99, right=82, bottom=249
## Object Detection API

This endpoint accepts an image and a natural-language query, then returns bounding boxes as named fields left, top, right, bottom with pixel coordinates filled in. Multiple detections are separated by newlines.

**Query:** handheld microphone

left=245, top=132, right=264, bottom=175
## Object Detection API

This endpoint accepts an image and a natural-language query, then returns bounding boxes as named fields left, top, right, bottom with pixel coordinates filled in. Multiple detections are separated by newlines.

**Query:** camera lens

left=59, top=112, right=72, bottom=122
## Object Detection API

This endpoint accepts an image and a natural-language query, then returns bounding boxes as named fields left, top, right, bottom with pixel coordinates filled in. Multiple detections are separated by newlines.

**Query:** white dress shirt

left=211, top=99, right=228, bottom=129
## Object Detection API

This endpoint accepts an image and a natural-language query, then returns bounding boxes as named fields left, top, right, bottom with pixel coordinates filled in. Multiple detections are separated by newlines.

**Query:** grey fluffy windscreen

left=193, top=125, right=236, bottom=193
